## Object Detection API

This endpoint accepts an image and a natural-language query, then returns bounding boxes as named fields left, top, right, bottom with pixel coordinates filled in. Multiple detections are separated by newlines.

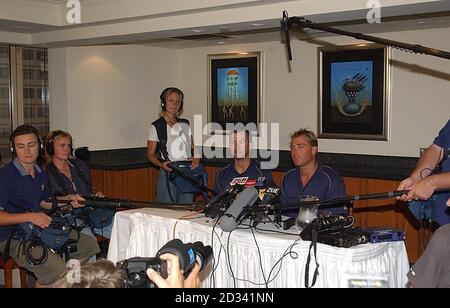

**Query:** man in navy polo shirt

left=0, top=125, right=100, bottom=287
left=396, top=119, right=450, bottom=287
left=213, top=130, right=273, bottom=193
left=280, top=129, right=347, bottom=217
left=398, top=118, right=450, bottom=226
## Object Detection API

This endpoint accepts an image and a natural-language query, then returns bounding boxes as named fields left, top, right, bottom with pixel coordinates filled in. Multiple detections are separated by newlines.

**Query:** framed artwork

left=318, top=44, right=390, bottom=140
left=208, top=52, right=262, bottom=131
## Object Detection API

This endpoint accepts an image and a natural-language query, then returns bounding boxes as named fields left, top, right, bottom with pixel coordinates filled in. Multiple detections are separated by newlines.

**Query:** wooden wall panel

left=91, top=169, right=105, bottom=193
left=271, top=171, right=283, bottom=187
left=126, top=168, right=151, bottom=201
left=149, top=168, right=158, bottom=202
left=205, top=166, right=220, bottom=190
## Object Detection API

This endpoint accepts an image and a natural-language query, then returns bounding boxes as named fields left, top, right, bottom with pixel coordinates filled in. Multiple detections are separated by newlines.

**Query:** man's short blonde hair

left=290, top=128, right=318, bottom=147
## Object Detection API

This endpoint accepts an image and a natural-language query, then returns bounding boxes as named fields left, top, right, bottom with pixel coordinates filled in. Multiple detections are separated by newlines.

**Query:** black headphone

left=45, top=130, right=74, bottom=157
left=160, top=87, right=184, bottom=112
left=10, top=125, right=43, bottom=156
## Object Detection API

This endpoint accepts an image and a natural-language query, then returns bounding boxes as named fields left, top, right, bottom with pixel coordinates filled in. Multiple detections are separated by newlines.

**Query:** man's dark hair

left=10, top=125, right=42, bottom=149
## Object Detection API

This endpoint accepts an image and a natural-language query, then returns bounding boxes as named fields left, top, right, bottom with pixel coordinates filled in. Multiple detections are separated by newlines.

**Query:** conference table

left=107, top=208, right=410, bottom=288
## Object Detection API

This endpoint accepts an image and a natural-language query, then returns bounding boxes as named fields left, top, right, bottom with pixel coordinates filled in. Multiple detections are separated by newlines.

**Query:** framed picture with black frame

left=318, top=44, right=390, bottom=140
left=208, top=52, right=262, bottom=132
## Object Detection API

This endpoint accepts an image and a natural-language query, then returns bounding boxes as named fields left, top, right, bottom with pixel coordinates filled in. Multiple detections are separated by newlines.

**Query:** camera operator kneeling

left=51, top=239, right=212, bottom=288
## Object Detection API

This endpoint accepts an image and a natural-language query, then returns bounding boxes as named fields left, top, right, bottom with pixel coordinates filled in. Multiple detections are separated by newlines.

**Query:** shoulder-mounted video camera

left=120, top=239, right=213, bottom=288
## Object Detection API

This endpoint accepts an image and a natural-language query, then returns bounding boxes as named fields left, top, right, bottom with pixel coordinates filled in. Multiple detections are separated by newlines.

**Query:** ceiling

left=0, top=0, right=449, bottom=47
left=141, top=12, right=450, bottom=49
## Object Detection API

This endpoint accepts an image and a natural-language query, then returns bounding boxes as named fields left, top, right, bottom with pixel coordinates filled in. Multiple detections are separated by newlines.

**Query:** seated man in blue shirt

left=0, top=125, right=100, bottom=287
left=280, top=129, right=347, bottom=217
left=44, top=130, right=113, bottom=239
left=213, top=130, right=273, bottom=193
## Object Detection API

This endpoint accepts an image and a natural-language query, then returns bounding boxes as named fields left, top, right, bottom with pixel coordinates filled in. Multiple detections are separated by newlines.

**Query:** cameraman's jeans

left=76, top=219, right=113, bottom=262
left=156, top=169, right=194, bottom=204
left=0, top=231, right=100, bottom=285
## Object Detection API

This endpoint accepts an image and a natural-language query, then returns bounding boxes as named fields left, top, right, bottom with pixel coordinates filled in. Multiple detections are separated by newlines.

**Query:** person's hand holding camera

left=184, top=263, right=201, bottom=288
left=146, top=253, right=185, bottom=288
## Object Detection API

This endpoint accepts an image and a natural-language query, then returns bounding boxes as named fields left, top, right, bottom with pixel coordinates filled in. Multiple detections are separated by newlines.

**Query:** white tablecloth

left=107, top=208, right=410, bottom=288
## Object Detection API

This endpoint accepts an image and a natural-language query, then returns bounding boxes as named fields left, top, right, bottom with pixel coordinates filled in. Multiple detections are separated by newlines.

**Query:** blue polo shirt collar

left=229, top=159, right=257, bottom=176
left=13, top=158, right=42, bottom=176
left=295, top=161, right=324, bottom=188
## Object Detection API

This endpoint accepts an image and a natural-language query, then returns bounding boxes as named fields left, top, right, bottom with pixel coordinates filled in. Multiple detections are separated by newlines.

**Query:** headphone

left=160, top=87, right=184, bottom=112
left=10, top=125, right=44, bottom=156
left=45, top=130, right=74, bottom=157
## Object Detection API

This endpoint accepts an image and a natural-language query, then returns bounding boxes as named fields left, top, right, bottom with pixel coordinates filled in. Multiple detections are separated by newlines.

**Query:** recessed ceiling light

left=250, top=23, right=264, bottom=27
left=192, top=29, right=204, bottom=33
left=218, top=41, right=225, bottom=45
left=417, top=20, right=426, bottom=24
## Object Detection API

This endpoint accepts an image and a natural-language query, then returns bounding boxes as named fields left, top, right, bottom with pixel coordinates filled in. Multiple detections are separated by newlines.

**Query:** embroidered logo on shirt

left=229, top=177, right=248, bottom=186
left=256, top=177, right=266, bottom=187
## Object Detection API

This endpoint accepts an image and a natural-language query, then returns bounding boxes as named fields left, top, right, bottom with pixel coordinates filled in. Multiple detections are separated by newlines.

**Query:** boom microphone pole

left=270, top=188, right=450, bottom=212
left=46, top=196, right=205, bottom=213
left=282, top=11, right=450, bottom=61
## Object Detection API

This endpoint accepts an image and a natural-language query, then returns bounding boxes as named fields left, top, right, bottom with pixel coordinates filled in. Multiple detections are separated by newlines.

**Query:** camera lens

left=127, top=272, right=148, bottom=288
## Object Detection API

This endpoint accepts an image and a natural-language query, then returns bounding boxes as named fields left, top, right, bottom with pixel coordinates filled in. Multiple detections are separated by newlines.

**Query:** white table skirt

left=107, top=208, right=410, bottom=288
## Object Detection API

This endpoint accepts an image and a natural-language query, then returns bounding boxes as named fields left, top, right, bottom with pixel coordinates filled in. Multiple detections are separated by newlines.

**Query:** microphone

left=204, top=185, right=241, bottom=219
left=259, top=187, right=280, bottom=206
left=219, top=187, right=259, bottom=232
left=281, top=10, right=293, bottom=61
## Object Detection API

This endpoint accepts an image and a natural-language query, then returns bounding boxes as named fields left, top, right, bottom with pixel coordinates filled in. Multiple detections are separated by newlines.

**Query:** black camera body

left=121, top=239, right=213, bottom=288
left=122, top=257, right=168, bottom=288
left=65, top=239, right=78, bottom=254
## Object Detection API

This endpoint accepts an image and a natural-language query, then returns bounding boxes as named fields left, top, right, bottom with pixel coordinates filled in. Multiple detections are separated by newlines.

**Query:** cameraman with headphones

left=147, top=87, right=201, bottom=203
left=0, top=125, right=100, bottom=287
left=44, top=130, right=114, bottom=239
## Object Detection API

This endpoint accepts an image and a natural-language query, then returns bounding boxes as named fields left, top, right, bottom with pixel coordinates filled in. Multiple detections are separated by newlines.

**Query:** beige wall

left=49, top=26, right=450, bottom=156
left=49, top=44, right=178, bottom=150
left=179, top=27, right=450, bottom=157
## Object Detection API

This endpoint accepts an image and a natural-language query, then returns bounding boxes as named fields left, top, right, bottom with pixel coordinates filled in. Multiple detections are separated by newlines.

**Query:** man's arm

left=0, top=211, right=51, bottom=228
left=147, top=140, right=172, bottom=172
left=404, top=171, right=450, bottom=202
left=40, top=194, right=85, bottom=211
left=398, top=144, right=443, bottom=190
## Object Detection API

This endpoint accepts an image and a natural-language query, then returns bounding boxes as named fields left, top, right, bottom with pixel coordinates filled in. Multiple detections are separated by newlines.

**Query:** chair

left=0, top=257, right=27, bottom=288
